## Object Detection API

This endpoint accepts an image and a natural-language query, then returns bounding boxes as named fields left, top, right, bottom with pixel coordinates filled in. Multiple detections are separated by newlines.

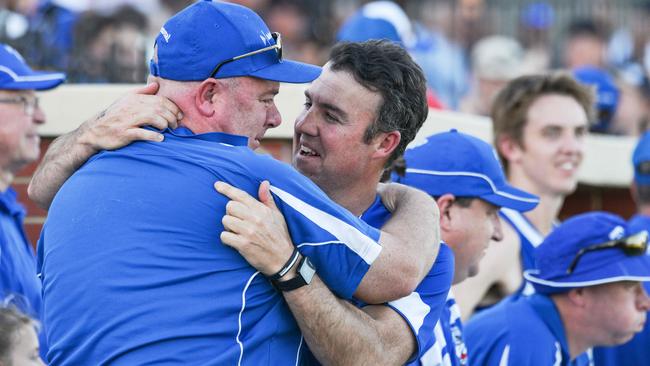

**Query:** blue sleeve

left=387, top=243, right=454, bottom=363
left=223, top=157, right=382, bottom=300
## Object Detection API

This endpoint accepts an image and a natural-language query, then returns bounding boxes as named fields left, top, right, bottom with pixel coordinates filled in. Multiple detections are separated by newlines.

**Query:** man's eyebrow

left=304, top=90, right=348, bottom=120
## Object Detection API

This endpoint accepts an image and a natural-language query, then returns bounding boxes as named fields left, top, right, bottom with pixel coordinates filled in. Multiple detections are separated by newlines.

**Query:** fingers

left=133, top=82, right=159, bottom=95
left=214, top=181, right=260, bottom=207
left=126, top=128, right=164, bottom=143
left=258, top=180, right=276, bottom=208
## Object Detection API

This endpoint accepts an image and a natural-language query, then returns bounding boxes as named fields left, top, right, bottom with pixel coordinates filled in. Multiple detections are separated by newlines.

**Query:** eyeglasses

left=0, top=95, right=39, bottom=116
left=209, top=32, right=282, bottom=78
left=566, top=230, right=649, bottom=274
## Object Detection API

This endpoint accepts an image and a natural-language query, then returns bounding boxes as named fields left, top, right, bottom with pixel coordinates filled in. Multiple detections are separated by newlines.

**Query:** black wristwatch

left=272, top=255, right=316, bottom=292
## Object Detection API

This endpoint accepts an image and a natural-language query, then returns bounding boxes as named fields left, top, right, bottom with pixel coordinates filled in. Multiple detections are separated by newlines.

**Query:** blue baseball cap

left=633, top=131, right=650, bottom=185
left=392, top=129, right=539, bottom=212
left=573, top=66, right=619, bottom=133
left=150, top=0, right=321, bottom=83
left=0, top=43, right=65, bottom=90
left=524, top=212, right=650, bottom=294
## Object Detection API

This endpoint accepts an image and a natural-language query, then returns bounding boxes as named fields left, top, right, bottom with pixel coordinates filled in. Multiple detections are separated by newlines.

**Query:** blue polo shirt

left=465, top=294, right=592, bottom=366
left=0, top=188, right=48, bottom=359
left=592, top=214, right=650, bottom=366
left=38, top=127, right=382, bottom=365
left=0, top=188, right=40, bottom=317
left=362, top=196, right=454, bottom=364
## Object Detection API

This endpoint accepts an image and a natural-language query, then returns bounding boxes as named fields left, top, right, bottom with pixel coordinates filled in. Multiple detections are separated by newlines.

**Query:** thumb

left=133, top=82, right=159, bottom=95
left=258, top=181, right=277, bottom=209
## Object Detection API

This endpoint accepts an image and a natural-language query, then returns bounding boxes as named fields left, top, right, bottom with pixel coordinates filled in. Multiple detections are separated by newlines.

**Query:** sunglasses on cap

left=209, top=32, right=282, bottom=78
left=566, top=230, right=649, bottom=274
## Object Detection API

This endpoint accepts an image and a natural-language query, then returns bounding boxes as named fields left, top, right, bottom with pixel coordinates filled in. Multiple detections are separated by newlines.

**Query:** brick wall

left=13, top=137, right=636, bottom=250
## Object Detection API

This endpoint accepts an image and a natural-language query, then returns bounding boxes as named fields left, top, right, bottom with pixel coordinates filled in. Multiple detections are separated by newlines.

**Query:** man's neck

left=508, top=172, right=566, bottom=235
left=553, top=297, right=592, bottom=360
left=322, top=177, right=381, bottom=217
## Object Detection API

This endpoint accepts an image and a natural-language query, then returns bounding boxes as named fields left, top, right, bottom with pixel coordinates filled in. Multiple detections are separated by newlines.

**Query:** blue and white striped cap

left=392, top=129, right=539, bottom=212
left=0, top=43, right=65, bottom=90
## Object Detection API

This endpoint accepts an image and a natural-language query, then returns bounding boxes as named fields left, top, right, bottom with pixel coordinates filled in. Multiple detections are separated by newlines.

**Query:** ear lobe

left=195, top=79, right=220, bottom=117
left=373, top=130, right=401, bottom=160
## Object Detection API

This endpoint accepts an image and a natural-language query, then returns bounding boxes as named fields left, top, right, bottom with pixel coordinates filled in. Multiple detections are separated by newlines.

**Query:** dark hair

left=566, top=18, right=608, bottom=41
left=0, top=307, right=34, bottom=364
left=329, top=40, right=429, bottom=167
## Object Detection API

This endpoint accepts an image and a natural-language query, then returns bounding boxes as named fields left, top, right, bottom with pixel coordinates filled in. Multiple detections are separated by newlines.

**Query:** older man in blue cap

left=36, top=1, right=439, bottom=365
left=592, top=131, right=650, bottom=365
left=466, top=212, right=650, bottom=366
left=392, top=129, right=538, bottom=365
left=0, top=42, right=64, bottom=356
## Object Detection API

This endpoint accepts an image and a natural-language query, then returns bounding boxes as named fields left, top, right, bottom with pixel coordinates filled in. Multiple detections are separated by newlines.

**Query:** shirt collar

left=0, top=188, right=26, bottom=218
left=528, top=294, right=571, bottom=360
left=165, top=126, right=249, bottom=147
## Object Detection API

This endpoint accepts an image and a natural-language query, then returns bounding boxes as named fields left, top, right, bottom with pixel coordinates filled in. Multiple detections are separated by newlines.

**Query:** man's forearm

left=356, top=186, right=440, bottom=303
left=283, top=274, right=414, bottom=366
left=28, top=123, right=97, bottom=209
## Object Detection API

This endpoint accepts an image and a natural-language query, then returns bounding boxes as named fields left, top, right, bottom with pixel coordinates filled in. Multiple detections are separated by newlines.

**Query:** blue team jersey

left=38, top=127, right=382, bottom=365
left=499, top=208, right=545, bottom=297
left=465, top=294, right=592, bottom=366
left=419, top=292, right=468, bottom=366
left=362, top=196, right=454, bottom=364
left=592, top=214, right=650, bottom=366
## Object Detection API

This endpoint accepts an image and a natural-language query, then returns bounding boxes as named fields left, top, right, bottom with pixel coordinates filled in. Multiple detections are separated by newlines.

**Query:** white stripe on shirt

left=270, top=185, right=382, bottom=264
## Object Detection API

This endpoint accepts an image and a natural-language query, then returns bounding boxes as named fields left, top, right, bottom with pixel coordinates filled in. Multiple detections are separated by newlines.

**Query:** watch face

left=299, top=257, right=316, bottom=284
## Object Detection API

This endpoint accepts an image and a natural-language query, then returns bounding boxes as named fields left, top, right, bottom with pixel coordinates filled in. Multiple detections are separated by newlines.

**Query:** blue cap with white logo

left=392, top=129, right=539, bottom=212
left=150, top=0, right=321, bottom=83
left=633, top=131, right=650, bottom=185
left=524, top=212, right=650, bottom=294
left=0, top=43, right=65, bottom=90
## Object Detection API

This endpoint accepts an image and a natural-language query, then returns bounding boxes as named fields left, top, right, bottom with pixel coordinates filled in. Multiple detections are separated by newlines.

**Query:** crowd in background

left=2, top=0, right=650, bottom=136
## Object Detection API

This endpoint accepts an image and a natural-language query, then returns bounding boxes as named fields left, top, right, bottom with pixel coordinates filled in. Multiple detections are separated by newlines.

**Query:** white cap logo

left=608, top=225, right=625, bottom=240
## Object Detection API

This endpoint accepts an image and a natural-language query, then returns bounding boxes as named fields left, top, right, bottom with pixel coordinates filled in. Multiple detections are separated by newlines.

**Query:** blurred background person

left=460, top=35, right=524, bottom=116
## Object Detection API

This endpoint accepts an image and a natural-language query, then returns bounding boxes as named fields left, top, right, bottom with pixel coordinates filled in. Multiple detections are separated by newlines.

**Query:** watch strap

left=268, top=247, right=300, bottom=281
left=272, top=256, right=315, bottom=292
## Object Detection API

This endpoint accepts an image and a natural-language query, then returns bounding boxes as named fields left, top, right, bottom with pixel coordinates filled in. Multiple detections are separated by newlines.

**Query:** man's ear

left=496, top=134, right=523, bottom=165
left=372, top=130, right=401, bottom=161
left=566, top=287, right=588, bottom=307
left=436, top=193, right=456, bottom=233
left=195, top=79, right=223, bottom=117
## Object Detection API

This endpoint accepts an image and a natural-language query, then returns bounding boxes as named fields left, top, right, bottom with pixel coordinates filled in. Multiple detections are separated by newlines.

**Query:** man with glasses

left=465, top=211, right=650, bottom=366
left=592, top=131, right=650, bottom=365
left=32, top=2, right=438, bottom=365
left=0, top=43, right=64, bottom=357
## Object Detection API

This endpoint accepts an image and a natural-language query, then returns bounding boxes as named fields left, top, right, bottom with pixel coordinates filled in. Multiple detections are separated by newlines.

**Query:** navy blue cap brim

left=248, top=60, right=321, bottom=83
left=479, top=183, right=539, bottom=212
left=524, top=254, right=650, bottom=294
left=0, top=70, right=65, bottom=91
